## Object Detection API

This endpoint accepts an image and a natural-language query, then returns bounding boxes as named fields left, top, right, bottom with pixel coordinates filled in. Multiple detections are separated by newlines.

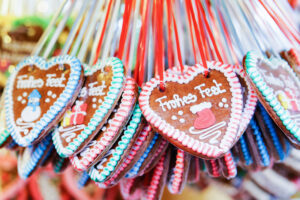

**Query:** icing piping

left=77, top=171, right=90, bottom=189
left=234, top=66, right=258, bottom=138
left=0, top=129, right=10, bottom=146
left=53, top=57, right=124, bottom=157
left=88, top=103, right=143, bottom=182
left=239, top=134, right=253, bottom=166
left=17, top=133, right=53, bottom=179
left=146, top=152, right=166, bottom=200
left=249, top=119, right=270, bottom=167
left=168, top=149, right=185, bottom=194
left=222, top=152, right=237, bottom=178
left=5, top=55, right=82, bottom=146
left=139, top=61, right=243, bottom=158
left=140, top=138, right=168, bottom=175
left=125, top=133, right=159, bottom=178
left=99, top=124, right=152, bottom=187
left=245, top=51, right=300, bottom=141
left=258, top=103, right=286, bottom=161
left=70, top=77, right=136, bottom=171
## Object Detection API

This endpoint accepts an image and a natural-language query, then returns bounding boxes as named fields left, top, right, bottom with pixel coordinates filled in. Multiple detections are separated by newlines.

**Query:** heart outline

left=70, top=77, right=138, bottom=171
left=245, top=51, right=300, bottom=143
left=139, top=61, right=243, bottom=158
left=5, top=55, right=83, bottom=146
left=88, top=103, right=144, bottom=183
left=17, top=133, right=53, bottom=179
left=52, top=57, right=125, bottom=158
left=234, top=65, right=258, bottom=138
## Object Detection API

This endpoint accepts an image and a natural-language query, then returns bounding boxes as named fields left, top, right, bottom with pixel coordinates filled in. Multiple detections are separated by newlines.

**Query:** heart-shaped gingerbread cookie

left=52, top=57, right=126, bottom=158
left=244, top=51, right=300, bottom=147
left=5, top=55, right=84, bottom=146
left=139, top=61, right=243, bottom=159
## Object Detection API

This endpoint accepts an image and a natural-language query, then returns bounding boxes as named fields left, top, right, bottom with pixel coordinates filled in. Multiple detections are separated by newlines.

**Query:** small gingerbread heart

left=5, top=55, right=84, bottom=146
left=17, top=133, right=53, bottom=179
left=244, top=51, right=300, bottom=147
left=52, top=57, right=126, bottom=158
left=70, top=77, right=138, bottom=171
left=139, top=61, right=243, bottom=159
left=98, top=124, right=154, bottom=188
left=167, top=148, right=190, bottom=194
left=88, top=103, right=145, bottom=183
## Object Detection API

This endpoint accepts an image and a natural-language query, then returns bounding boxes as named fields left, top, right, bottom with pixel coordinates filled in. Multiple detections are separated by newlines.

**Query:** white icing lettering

left=17, top=75, right=44, bottom=88
left=88, top=81, right=107, bottom=96
left=279, top=74, right=297, bottom=90
left=155, top=93, right=197, bottom=111
left=259, top=69, right=284, bottom=87
left=194, top=80, right=226, bottom=98
left=46, top=74, right=66, bottom=87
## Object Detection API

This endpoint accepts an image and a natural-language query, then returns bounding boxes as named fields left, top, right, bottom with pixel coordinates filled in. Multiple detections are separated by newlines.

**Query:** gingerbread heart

left=17, top=133, right=53, bottom=179
left=244, top=51, right=300, bottom=147
left=5, top=55, right=83, bottom=146
left=52, top=57, right=126, bottom=158
left=234, top=65, right=258, bottom=138
left=70, top=77, right=138, bottom=171
left=89, top=103, right=145, bottom=183
left=168, top=65, right=256, bottom=142
left=280, top=49, right=300, bottom=77
left=139, top=61, right=243, bottom=159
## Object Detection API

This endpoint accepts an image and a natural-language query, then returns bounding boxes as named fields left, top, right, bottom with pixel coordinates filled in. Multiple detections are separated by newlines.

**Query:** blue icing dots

left=249, top=119, right=270, bottom=167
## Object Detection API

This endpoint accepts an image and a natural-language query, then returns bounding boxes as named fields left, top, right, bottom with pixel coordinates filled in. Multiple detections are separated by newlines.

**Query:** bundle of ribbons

left=0, top=0, right=300, bottom=199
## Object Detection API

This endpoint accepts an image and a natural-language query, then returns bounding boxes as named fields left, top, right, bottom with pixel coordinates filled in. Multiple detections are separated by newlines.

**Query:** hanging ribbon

left=117, top=0, right=134, bottom=61
left=93, top=0, right=114, bottom=65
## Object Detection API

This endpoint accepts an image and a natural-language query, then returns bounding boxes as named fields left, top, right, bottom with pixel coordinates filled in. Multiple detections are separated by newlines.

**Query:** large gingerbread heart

left=5, top=55, right=84, bottom=146
left=139, top=61, right=243, bottom=159
left=52, top=57, right=125, bottom=158
left=244, top=51, right=300, bottom=147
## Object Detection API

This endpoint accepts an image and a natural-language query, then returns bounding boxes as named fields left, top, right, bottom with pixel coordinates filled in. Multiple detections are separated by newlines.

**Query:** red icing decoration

left=194, top=108, right=216, bottom=130
left=70, top=102, right=87, bottom=125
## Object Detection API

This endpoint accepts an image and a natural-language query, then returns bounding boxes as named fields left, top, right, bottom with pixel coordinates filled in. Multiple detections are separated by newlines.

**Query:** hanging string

left=79, top=0, right=106, bottom=63
left=42, top=1, right=76, bottom=58
left=185, top=0, right=208, bottom=77
left=93, top=0, right=114, bottom=65
left=127, top=0, right=141, bottom=75
left=204, top=1, right=228, bottom=60
left=166, top=0, right=184, bottom=73
left=134, top=0, right=151, bottom=86
left=196, top=1, right=224, bottom=63
left=219, top=0, right=245, bottom=57
left=193, top=2, right=210, bottom=62
left=71, top=0, right=98, bottom=58
left=61, top=0, right=89, bottom=55
left=32, top=0, right=68, bottom=56
left=217, top=7, right=239, bottom=65
left=117, top=0, right=134, bottom=60
left=155, top=0, right=165, bottom=90
left=166, top=0, right=175, bottom=69
left=258, top=0, right=300, bottom=44
left=185, top=4, right=198, bottom=64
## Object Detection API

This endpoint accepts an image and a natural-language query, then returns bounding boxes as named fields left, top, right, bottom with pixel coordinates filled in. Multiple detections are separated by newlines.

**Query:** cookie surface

left=53, top=57, right=126, bottom=157
left=88, top=103, right=145, bottom=182
left=140, top=62, right=243, bottom=159
left=70, top=77, right=138, bottom=171
left=17, top=133, right=53, bottom=179
left=5, top=55, right=83, bottom=146
left=244, top=51, right=300, bottom=147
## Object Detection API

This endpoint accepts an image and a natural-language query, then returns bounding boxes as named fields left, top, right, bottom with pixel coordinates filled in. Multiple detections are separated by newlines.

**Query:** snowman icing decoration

left=21, top=89, right=41, bottom=123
